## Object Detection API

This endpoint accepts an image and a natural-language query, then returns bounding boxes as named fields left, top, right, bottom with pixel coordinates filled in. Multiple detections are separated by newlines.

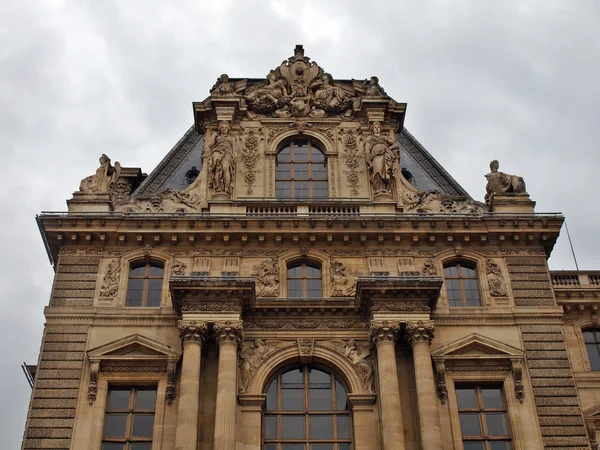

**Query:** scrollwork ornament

left=405, top=320, right=435, bottom=347
left=422, top=259, right=438, bottom=276
left=511, top=360, right=525, bottom=403
left=171, top=259, right=187, bottom=277
left=214, top=320, right=243, bottom=347
left=435, top=361, right=448, bottom=404
left=166, top=362, right=176, bottom=405
left=369, top=320, right=401, bottom=345
left=87, top=361, right=100, bottom=404
left=178, top=321, right=208, bottom=345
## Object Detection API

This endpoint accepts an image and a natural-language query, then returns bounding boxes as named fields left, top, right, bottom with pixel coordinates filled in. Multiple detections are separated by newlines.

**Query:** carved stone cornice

left=170, top=276, right=255, bottom=315
left=214, top=320, right=244, bottom=346
left=405, top=320, right=435, bottom=347
left=369, top=320, right=401, bottom=345
left=357, top=276, right=443, bottom=314
left=178, top=320, right=208, bottom=345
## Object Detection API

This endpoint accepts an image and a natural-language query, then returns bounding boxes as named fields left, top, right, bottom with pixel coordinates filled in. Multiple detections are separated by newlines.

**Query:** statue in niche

left=484, top=160, right=527, bottom=205
left=79, top=154, right=121, bottom=194
left=365, top=122, right=399, bottom=198
left=207, top=121, right=240, bottom=198
left=210, top=74, right=236, bottom=96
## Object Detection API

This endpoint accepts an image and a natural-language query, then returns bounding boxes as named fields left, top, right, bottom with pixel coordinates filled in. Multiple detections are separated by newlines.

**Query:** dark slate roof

left=133, top=125, right=470, bottom=199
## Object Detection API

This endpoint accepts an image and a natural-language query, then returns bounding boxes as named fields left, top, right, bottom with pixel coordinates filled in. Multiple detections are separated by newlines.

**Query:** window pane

left=282, top=369, right=304, bottom=410
left=466, top=294, right=481, bottom=307
left=295, top=181, right=309, bottom=198
left=102, top=444, right=124, bottom=450
left=131, top=265, right=146, bottom=277
left=131, top=444, right=152, bottom=450
left=294, top=164, right=310, bottom=180
left=108, top=389, right=130, bottom=410
left=265, top=445, right=277, bottom=450
left=481, top=388, right=503, bottom=409
left=335, top=381, right=347, bottom=410
left=337, top=415, right=350, bottom=438
left=277, top=163, right=291, bottom=178
left=486, top=413, right=508, bottom=436
left=490, top=442, right=512, bottom=450
left=282, top=415, right=304, bottom=439
left=444, top=265, right=458, bottom=277
left=288, top=279, right=303, bottom=298
left=459, top=413, right=481, bottom=436
left=294, top=144, right=309, bottom=161
left=309, top=369, right=331, bottom=410
left=266, top=380, right=277, bottom=411
left=463, top=443, right=485, bottom=450
left=311, top=445, right=333, bottom=450
left=127, top=279, right=144, bottom=306
left=312, top=181, right=328, bottom=197
left=456, top=387, right=477, bottom=408
left=306, top=265, right=321, bottom=277
left=288, top=265, right=302, bottom=277
left=307, top=279, right=322, bottom=298
left=583, top=331, right=597, bottom=344
left=132, top=414, right=154, bottom=437
left=146, top=279, right=163, bottom=306
left=312, top=166, right=328, bottom=180
left=103, top=414, right=127, bottom=437
left=276, top=181, right=291, bottom=198
left=149, top=264, right=163, bottom=276
left=339, top=445, right=351, bottom=450
left=135, top=389, right=157, bottom=410
left=461, top=265, right=476, bottom=277
left=265, top=415, right=277, bottom=439
left=278, top=147, right=291, bottom=162
left=311, top=147, right=325, bottom=162
left=310, top=415, right=333, bottom=439
left=587, top=343, right=600, bottom=370
left=282, top=446, right=304, bottom=450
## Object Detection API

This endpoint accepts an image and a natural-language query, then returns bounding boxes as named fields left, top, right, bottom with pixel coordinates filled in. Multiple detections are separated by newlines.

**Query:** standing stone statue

left=484, top=160, right=527, bottom=205
left=207, top=121, right=239, bottom=198
left=365, top=122, right=399, bottom=198
left=79, top=154, right=121, bottom=194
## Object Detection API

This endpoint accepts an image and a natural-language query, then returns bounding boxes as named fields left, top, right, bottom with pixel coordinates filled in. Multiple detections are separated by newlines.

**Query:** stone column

left=405, top=320, right=443, bottom=450
left=370, top=321, right=405, bottom=450
left=174, top=321, right=207, bottom=450
left=213, top=321, right=243, bottom=450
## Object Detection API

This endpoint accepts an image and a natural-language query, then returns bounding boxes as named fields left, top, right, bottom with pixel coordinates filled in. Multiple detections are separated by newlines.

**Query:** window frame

left=582, top=328, right=600, bottom=371
left=286, top=260, right=323, bottom=299
left=125, top=261, right=165, bottom=308
left=443, top=260, right=482, bottom=307
left=263, top=365, right=352, bottom=450
left=275, top=139, right=328, bottom=200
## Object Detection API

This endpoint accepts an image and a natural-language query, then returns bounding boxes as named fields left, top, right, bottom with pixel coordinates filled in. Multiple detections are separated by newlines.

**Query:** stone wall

left=50, top=254, right=100, bottom=307
left=506, top=256, right=555, bottom=307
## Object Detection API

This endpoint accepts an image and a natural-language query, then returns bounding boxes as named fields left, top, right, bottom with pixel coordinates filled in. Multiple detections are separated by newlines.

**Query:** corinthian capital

left=178, top=320, right=208, bottom=345
left=370, top=320, right=401, bottom=345
left=405, top=320, right=435, bottom=347
left=214, top=320, right=243, bottom=346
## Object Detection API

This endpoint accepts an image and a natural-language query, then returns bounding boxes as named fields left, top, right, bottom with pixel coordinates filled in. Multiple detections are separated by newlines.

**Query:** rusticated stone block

left=509, top=272, right=551, bottom=281
left=58, top=255, right=100, bottom=265
left=42, top=342, right=86, bottom=352
left=535, top=396, right=581, bottom=406
left=27, top=419, right=74, bottom=429
left=38, top=361, right=84, bottom=370
left=35, top=369, right=82, bottom=379
left=530, top=377, right=575, bottom=387
left=510, top=281, right=553, bottom=289
left=522, top=333, right=564, bottom=342
left=538, top=416, right=584, bottom=426
left=22, top=437, right=71, bottom=449
left=514, top=298, right=556, bottom=306
left=526, top=350, right=569, bottom=360
left=540, top=426, right=588, bottom=436
left=53, top=280, right=97, bottom=290
left=520, top=325, right=563, bottom=333
left=529, top=368, right=573, bottom=378
left=512, top=289, right=554, bottom=298
left=527, top=360, right=572, bottom=369
left=506, top=265, right=548, bottom=273
left=35, top=379, right=80, bottom=389
left=532, top=387, right=578, bottom=397
left=43, top=333, right=87, bottom=343
left=28, top=409, right=75, bottom=419
left=523, top=341, right=567, bottom=351
left=52, top=289, right=95, bottom=298
left=542, top=436, right=590, bottom=447
left=55, top=272, right=97, bottom=282
left=26, top=428, right=73, bottom=439
left=33, top=389, right=79, bottom=399
left=49, top=299, right=94, bottom=307
left=40, top=351, right=84, bottom=361
left=31, top=398, right=77, bottom=409
left=506, top=256, right=548, bottom=266
left=536, top=406, right=583, bottom=416
left=45, top=326, right=89, bottom=334
left=57, top=264, right=98, bottom=273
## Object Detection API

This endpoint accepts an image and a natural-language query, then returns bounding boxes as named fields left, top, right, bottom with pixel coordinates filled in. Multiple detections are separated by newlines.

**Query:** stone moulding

left=86, top=334, right=181, bottom=405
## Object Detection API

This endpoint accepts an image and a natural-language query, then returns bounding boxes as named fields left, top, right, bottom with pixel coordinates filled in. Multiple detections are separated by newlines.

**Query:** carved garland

left=341, top=130, right=362, bottom=197
left=241, top=130, right=261, bottom=195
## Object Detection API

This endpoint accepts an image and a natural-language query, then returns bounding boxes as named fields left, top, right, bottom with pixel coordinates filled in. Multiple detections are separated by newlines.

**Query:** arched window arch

left=583, top=329, right=600, bottom=370
left=287, top=261, right=322, bottom=299
left=443, top=260, right=481, bottom=307
left=126, top=261, right=164, bottom=307
left=264, top=365, right=351, bottom=450
left=276, top=139, right=328, bottom=199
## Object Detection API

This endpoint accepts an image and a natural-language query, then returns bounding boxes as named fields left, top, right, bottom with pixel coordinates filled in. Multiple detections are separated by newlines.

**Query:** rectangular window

left=102, top=386, right=157, bottom=450
left=455, top=385, right=512, bottom=450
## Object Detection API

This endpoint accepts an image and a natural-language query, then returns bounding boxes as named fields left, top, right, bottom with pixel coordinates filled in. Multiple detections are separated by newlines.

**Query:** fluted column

left=174, top=321, right=208, bottom=450
left=213, top=320, right=243, bottom=450
left=405, top=320, right=443, bottom=450
left=370, top=321, right=405, bottom=450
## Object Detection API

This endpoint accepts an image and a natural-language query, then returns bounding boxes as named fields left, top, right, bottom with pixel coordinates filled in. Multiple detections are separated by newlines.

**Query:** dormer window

left=276, top=140, right=328, bottom=199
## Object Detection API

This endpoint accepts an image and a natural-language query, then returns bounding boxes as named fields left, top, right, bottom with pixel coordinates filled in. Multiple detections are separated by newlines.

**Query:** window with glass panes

left=264, top=366, right=351, bottom=450
left=443, top=262, right=481, bottom=306
left=126, top=262, right=164, bottom=307
left=456, top=385, right=512, bottom=450
left=102, top=386, right=157, bottom=450
left=583, top=329, right=600, bottom=370
left=276, top=140, right=328, bottom=199
left=287, top=262, right=322, bottom=299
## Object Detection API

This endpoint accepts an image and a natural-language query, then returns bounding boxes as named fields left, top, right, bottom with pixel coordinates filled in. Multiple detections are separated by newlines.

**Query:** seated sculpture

left=79, top=154, right=120, bottom=194
left=484, top=160, right=526, bottom=205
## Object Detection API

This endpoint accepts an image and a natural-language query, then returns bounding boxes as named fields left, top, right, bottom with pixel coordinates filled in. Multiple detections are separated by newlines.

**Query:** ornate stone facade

left=23, top=46, right=595, bottom=450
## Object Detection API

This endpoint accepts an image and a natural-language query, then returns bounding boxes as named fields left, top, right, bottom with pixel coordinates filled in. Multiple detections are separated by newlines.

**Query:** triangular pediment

left=432, top=333, right=524, bottom=360
left=88, top=334, right=180, bottom=362
left=584, top=406, right=600, bottom=419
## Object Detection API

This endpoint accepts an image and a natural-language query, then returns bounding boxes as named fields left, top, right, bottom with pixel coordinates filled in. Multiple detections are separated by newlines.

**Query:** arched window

left=583, top=329, right=600, bottom=370
left=276, top=140, right=328, bottom=199
left=443, top=261, right=481, bottom=307
left=264, top=366, right=351, bottom=450
left=126, top=261, right=164, bottom=307
left=287, top=261, right=322, bottom=299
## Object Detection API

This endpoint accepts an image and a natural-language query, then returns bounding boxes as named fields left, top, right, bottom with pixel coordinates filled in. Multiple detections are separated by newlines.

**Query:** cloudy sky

left=1, top=0, right=599, bottom=446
